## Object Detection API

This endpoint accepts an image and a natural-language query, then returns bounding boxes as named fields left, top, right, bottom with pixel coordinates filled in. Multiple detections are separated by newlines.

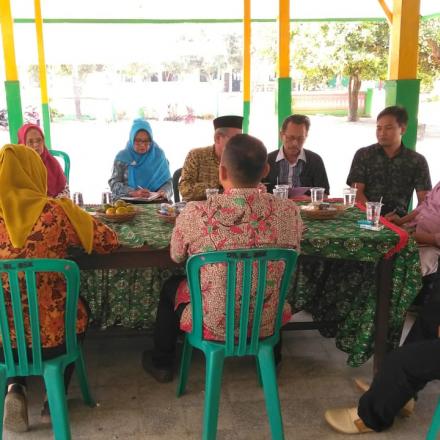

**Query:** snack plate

left=300, top=204, right=346, bottom=220
left=156, top=210, right=178, bottom=224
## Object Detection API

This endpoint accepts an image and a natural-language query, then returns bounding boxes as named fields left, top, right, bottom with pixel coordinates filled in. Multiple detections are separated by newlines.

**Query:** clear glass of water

left=72, top=192, right=84, bottom=207
left=343, top=188, right=357, bottom=207
left=310, top=187, right=325, bottom=204
left=273, top=188, right=288, bottom=199
left=366, top=202, right=383, bottom=227
left=275, top=184, right=289, bottom=199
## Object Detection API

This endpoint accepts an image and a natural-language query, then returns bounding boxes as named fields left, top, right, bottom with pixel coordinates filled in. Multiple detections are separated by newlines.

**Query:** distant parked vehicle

left=0, top=109, right=7, bottom=129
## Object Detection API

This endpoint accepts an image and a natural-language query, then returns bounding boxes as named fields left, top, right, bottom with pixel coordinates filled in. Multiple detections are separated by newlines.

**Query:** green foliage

left=292, top=22, right=388, bottom=90
left=418, top=18, right=440, bottom=91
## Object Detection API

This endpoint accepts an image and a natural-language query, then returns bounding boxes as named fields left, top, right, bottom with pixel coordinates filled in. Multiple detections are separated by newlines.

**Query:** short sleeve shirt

left=347, top=143, right=432, bottom=215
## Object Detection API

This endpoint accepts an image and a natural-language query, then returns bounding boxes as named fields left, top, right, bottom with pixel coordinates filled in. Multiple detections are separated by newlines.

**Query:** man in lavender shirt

left=324, top=183, right=440, bottom=436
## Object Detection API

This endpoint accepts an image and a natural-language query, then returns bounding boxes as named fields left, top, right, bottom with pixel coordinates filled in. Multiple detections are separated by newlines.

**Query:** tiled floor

left=4, top=324, right=438, bottom=439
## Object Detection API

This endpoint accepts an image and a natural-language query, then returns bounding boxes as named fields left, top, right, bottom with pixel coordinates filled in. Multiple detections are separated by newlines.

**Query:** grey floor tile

left=1, top=333, right=437, bottom=440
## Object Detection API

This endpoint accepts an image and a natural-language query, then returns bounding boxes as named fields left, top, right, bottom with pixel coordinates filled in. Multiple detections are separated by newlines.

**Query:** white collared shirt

left=275, top=147, right=307, bottom=186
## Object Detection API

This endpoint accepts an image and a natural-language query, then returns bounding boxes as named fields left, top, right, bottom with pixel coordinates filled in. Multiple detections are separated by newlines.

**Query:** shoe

left=41, top=399, right=51, bottom=424
left=325, top=407, right=373, bottom=434
left=354, top=378, right=415, bottom=417
left=142, top=350, right=173, bottom=383
left=4, top=384, right=29, bottom=433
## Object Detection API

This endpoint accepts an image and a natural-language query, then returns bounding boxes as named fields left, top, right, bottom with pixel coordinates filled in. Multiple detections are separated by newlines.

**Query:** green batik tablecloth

left=80, top=204, right=422, bottom=367
left=291, top=205, right=421, bottom=367
left=80, top=205, right=184, bottom=329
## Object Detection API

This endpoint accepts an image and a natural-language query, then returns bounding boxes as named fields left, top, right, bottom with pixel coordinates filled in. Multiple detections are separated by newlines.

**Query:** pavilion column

left=383, top=0, right=421, bottom=151
left=277, top=0, right=291, bottom=143
left=242, top=0, right=251, bottom=133
left=34, top=0, right=52, bottom=147
left=0, top=0, right=23, bottom=142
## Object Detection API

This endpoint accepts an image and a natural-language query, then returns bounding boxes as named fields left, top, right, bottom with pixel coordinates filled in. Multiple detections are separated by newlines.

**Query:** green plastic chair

left=426, top=399, right=440, bottom=439
left=0, top=259, right=95, bottom=440
left=50, top=150, right=71, bottom=184
left=176, top=248, right=298, bottom=440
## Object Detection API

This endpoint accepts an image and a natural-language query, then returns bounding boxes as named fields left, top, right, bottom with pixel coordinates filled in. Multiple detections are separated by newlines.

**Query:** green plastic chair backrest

left=186, top=248, right=298, bottom=357
left=0, top=259, right=80, bottom=377
left=50, top=150, right=71, bottom=184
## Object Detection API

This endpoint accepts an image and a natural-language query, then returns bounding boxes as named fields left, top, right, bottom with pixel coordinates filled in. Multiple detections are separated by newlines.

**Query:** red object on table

left=355, top=202, right=409, bottom=259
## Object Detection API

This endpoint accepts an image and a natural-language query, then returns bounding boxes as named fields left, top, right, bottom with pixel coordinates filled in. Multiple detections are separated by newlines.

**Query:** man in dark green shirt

left=347, top=106, right=431, bottom=216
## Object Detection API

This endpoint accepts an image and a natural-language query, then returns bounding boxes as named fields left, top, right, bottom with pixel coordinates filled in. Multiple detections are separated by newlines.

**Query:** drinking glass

left=310, top=187, right=325, bottom=204
left=101, top=191, right=112, bottom=205
left=205, top=188, right=219, bottom=199
left=273, top=188, right=288, bottom=200
left=72, top=192, right=84, bottom=207
left=366, top=202, right=383, bottom=227
left=275, top=184, right=289, bottom=199
left=343, top=188, right=357, bottom=208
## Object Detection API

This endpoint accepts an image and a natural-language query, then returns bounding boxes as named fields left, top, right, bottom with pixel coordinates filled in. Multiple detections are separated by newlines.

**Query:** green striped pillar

left=41, top=103, right=52, bottom=147
left=243, top=101, right=250, bottom=134
left=277, top=77, right=292, bottom=145
left=4, top=80, right=23, bottom=143
left=385, top=79, right=420, bottom=151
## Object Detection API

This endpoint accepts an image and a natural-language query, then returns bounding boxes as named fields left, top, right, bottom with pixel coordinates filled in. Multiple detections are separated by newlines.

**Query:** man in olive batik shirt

left=179, top=115, right=243, bottom=201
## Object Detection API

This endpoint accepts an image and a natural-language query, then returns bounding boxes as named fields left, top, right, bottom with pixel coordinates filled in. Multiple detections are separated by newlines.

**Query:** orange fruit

left=115, top=207, right=127, bottom=215
left=105, top=207, right=116, bottom=215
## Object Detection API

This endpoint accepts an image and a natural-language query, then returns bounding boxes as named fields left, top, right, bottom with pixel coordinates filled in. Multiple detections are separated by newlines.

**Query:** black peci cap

left=213, top=115, right=243, bottom=130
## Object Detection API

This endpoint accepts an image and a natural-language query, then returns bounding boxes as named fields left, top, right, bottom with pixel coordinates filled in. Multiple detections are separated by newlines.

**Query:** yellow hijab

left=0, top=144, right=93, bottom=253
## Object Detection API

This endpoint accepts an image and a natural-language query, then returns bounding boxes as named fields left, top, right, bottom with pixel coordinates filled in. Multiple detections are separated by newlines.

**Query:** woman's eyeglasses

left=134, top=139, right=151, bottom=146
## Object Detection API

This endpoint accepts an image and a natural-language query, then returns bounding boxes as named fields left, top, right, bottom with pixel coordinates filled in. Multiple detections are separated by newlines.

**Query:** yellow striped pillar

left=0, top=0, right=23, bottom=142
left=384, top=0, right=421, bottom=151
left=242, top=0, right=251, bottom=133
left=277, top=0, right=291, bottom=142
left=34, top=0, right=52, bottom=147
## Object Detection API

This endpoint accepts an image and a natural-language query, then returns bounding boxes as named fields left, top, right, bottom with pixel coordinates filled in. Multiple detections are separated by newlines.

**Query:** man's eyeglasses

left=282, top=135, right=306, bottom=143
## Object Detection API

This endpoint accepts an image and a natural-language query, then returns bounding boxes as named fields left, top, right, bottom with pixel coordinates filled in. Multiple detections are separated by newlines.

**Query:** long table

left=73, top=204, right=422, bottom=371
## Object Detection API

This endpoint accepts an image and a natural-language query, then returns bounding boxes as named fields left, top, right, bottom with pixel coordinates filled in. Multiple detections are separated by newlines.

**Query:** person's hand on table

left=384, top=211, right=403, bottom=225
left=129, top=188, right=151, bottom=198
left=157, top=189, right=167, bottom=199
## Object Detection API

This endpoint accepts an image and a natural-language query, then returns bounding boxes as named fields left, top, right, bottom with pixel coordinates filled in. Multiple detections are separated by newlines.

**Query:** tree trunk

left=348, top=73, right=362, bottom=122
left=72, top=64, right=82, bottom=120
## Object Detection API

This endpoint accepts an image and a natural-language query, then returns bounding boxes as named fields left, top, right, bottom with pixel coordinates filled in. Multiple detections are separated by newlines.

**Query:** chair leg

left=203, top=348, right=225, bottom=440
left=44, top=364, right=72, bottom=440
left=255, top=358, right=262, bottom=387
left=426, top=397, right=440, bottom=440
left=0, top=369, right=7, bottom=440
left=75, top=348, right=95, bottom=407
left=257, top=345, right=285, bottom=440
left=176, top=336, right=193, bottom=397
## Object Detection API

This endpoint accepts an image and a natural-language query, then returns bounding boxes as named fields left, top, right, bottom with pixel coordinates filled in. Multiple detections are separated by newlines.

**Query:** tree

left=293, top=22, right=389, bottom=121
left=55, top=64, right=106, bottom=120
left=418, top=17, right=440, bottom=91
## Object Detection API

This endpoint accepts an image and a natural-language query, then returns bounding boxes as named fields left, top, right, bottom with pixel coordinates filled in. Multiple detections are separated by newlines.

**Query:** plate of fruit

left=98, top=200, right=138, bottom=223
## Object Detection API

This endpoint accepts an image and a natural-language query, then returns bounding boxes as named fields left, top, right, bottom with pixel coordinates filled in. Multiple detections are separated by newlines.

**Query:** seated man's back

left=172, top=133, right=302, bottom=339
left=172, top=187, right=302, bottom=339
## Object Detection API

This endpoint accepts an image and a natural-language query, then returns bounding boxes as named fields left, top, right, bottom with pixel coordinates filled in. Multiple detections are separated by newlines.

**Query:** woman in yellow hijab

left=0, top=144, right=118, bottom=432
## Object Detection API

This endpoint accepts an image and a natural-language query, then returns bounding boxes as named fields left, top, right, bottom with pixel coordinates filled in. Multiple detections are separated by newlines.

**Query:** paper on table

left=289, top=187, right=310, bottom=197
left=121, top=192, right=162, bottom=202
